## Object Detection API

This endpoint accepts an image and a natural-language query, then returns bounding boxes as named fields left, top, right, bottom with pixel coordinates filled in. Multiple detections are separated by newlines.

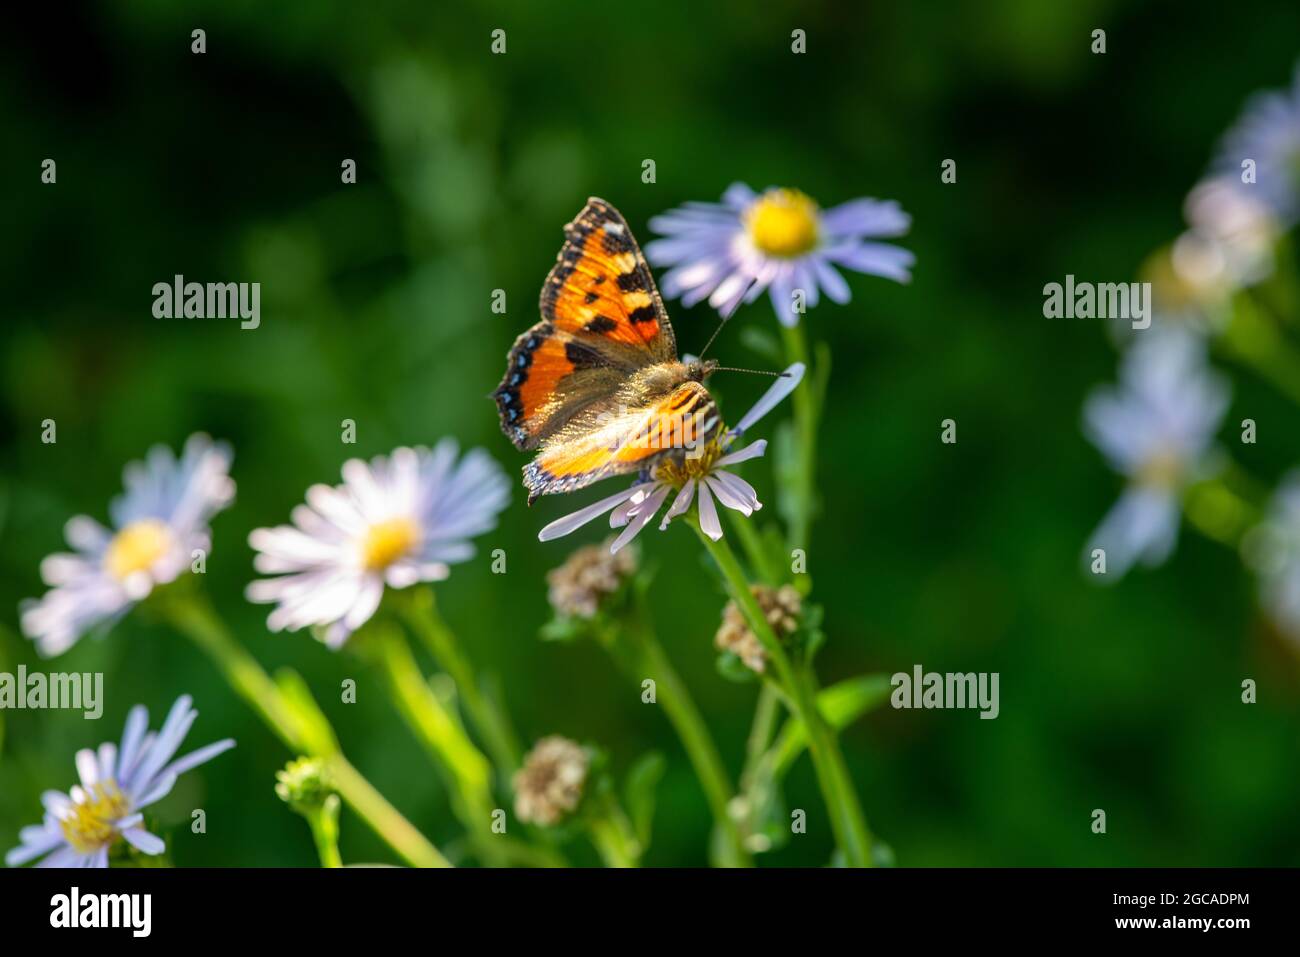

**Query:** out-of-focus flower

left=1244, top=472, right=1300, bottom=644
left=247, top=441, right=509, bottom=648
left=5, top=695, right=234, bottom=868
left=645, top=183, right=914, bottom=326
left=1182, top=176, right=1279, bottom=288
left=20, top=434, right=235, bottom=657
left=1083, top=329, right=1230, bottom=579
left=1212, top=64, right=1300, bottom=227
left=546, top=540, right=637, bottom=619
left=715, top=584, right=802, bottom=674
left=513, top=736, right=589, bottom=827
left=538, top=363, right=803, bottom=554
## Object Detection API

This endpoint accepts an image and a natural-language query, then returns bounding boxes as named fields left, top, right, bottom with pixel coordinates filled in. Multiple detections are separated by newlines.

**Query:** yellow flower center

left=360, top=517, right=421, bottom=571
left=656, top=441, right=725, bottom=489
left=60, top=781, right=130, bottom=854
left=103, top=519, right=173, bottom=581
left=745, top=189, right=820, bottom=257
left=1136, top=449, right=1183, bottom=490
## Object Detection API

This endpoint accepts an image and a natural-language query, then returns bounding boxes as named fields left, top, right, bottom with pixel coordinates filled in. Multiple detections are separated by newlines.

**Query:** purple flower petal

left=825, top=241, right=915, bottom=283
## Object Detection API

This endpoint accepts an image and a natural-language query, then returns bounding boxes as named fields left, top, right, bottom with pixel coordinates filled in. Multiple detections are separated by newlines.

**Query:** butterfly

left=495, top=198, right=721, bottom=504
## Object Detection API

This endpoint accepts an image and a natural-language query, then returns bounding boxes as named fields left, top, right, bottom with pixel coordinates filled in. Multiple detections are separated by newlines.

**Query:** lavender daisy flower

left=645, top=184, right=913, bottom=326
left=538, top=363, right=803, bottom=554
left=20, top=434, right=235, bottom=657
left=5, top=695, right=234, bottom=868
left=1083, top=329, right=1230, bottom=580
left=1212, top=64, right=1300, bottom=226
left=247, top=440, right=509, bottom=647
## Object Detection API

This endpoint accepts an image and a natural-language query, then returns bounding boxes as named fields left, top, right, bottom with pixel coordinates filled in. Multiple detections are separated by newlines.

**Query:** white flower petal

left=697, top=481, right=723, bottom=541
left=705, top=471, right=761, bottom=515
left=75, top=749, right=100, bottom=788
left=715, top=440, right=767, bottom=468
left=6, top=829, right=66, bottom=867
left=538, top=485, right=643, bottom=541
left=611, top=485, right=671, bottom=554
left=122, top=828, right=166, bottom=856
left=660, top=479, right=696, bottom=529
left=730, top=363, right=804, bottom=439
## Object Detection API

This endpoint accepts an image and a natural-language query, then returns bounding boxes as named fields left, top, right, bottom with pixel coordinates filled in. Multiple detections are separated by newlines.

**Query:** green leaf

left=715, top=650, right=759, bottom=684
left=769, top=674, right=892, bottom=779
left=622, top=751, right=666, bottom=847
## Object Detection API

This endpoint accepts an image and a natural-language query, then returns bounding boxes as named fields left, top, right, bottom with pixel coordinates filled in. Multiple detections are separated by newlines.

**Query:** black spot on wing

left=564, top=339, right=604, bottom=369
left=616, top=270, right=646, bottom=292
left=628, top=305, right=657, bottom=324
left=583, top=315, right=617, bottom=335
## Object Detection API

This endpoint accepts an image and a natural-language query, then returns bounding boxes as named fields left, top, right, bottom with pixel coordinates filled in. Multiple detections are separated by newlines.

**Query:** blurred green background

left=2, top=0, right=1299, bottom=867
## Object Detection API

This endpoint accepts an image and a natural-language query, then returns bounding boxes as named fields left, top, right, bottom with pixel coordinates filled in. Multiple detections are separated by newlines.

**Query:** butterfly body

left=495, top=199, right=721, bottom=503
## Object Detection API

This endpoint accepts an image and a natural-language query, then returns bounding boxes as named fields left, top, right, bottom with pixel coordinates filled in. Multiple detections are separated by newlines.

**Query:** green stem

left=694, top=525, right=873, bottom=866
left=158, top=590, right=450, bottom=868
left=304, top=795, right=343, bottom=868
left=780, top=321, right=820, bottom=553
left=741, top=684, right=782, bottom=789
left=159, top=591, right=304, bottom=750
left=397, top=587, right=522, bottom=776
left=586, top=795, right=642, bottom=868
left=729, top=508, right=781, bottom=586
left=622, top=598, right=753, bottom=868
left=322, top=753, right=450, bottom=867
left=369, top=624, right=503, bottom=865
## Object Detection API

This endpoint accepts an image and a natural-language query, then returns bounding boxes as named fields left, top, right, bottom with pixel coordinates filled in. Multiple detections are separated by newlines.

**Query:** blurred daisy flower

left=1083, top=330, right=1229, bottom=579
left=5, top=695, right=234, bottom=868
left=539, top=363, right=803, bottom=554
left=1244, top=472, right=1300, bottom=644
left=1181, top=176, right=1278, bottom=290
left=247, top=441, right=509, bottom=647
left=20, top=434, right=235, bottom=657
left=1212, top=64, right=1300, bottom=227
left=645, top=183, right=913, bottom=326
left=1129, top=177, right=1279, bottom=343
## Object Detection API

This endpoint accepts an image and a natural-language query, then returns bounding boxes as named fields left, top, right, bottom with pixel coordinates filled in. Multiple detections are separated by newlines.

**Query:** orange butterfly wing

left=495, top=198, right=676, bottom=451
left=523, top=381, right=720, bottom=501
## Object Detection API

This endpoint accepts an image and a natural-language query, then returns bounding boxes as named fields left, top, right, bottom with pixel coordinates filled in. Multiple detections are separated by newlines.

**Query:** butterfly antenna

left=697, top=278, right=758, bottom=358
left=697, top=316, right=728, bottom=360
left=713, top=366, right=790, bottom=378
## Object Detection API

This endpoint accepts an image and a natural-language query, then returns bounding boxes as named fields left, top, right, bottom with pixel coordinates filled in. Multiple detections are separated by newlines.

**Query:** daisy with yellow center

left=247, top=440, right=509, bottom=647
left=745, top=188, right=821, bottom=257
left=539, top=363, right=803, bottom=553
left=20, top=434, right=235, bottom=658
left=360, top=517, right=423, bottom=571
left=103, top=519, right=174, bottom=582
left=646, top=182, right=914, bottom=325
left=6, top=695, right=234, bottom=868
